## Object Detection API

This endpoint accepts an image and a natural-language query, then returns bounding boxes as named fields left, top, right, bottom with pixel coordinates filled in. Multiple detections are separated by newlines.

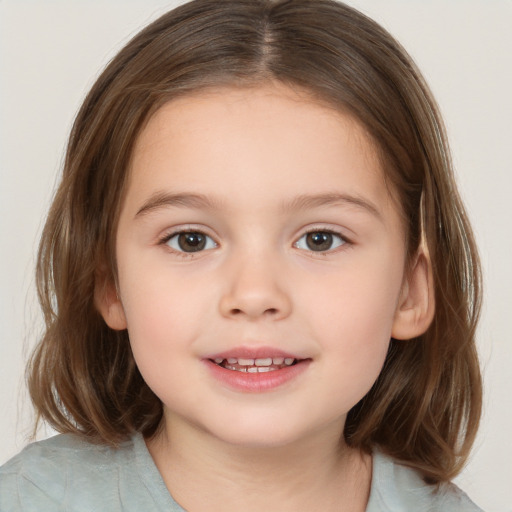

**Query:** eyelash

left=159, top=229, right=218, bottom=257
left=158, top=227, right=351, bottom=256
left=294, top=229, right=349, bottom=254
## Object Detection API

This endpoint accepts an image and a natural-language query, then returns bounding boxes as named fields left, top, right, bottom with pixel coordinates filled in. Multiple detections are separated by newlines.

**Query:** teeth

left=255, top=358, right=272, bottom=366
left=212, top=356, right=298, bottom=371
left=247, top=366, right=274, bottom=373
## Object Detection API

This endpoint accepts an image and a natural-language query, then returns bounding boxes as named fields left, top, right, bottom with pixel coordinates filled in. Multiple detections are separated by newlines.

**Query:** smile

left=212, top=357, right=298, bottom=373
left=205, top=350, right=310, bottom=392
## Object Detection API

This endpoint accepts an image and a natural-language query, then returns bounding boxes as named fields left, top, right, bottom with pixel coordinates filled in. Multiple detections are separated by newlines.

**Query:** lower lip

left=204, top=359, right=311, bottom=392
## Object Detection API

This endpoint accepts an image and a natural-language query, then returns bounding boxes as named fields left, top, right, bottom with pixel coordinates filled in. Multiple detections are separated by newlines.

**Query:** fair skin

left=98, top=83, right=433, bottom=511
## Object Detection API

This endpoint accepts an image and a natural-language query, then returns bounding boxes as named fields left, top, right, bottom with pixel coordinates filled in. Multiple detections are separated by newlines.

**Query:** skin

left=98, top=83, right=434, bottom=511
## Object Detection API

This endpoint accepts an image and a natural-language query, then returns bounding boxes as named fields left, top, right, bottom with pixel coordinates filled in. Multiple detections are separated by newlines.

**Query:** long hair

left=28, top=0, right=481, bottom=483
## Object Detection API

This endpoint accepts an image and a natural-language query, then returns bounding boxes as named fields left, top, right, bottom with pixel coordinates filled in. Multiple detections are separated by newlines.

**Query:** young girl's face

left=102, top=83, right=418, bottom=448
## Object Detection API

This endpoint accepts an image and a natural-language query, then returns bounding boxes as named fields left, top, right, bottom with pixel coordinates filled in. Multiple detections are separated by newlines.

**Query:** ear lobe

left=94, top=273, right=127, bottom=331
left=391, top=248, right=435, bottom=340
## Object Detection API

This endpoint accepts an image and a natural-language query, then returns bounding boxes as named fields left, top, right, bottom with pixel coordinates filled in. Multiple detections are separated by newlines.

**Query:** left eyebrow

left=282, top=192, right=382, bottom=220
left=135, top=191, right=222, bottom=218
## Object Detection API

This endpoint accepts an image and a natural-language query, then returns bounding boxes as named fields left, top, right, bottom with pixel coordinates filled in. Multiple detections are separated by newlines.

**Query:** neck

left=146, top=415, right=372, bottom=512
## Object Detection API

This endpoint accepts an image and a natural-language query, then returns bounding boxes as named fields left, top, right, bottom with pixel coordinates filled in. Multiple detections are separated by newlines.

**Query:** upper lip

left=205, top=346, right=304, bottom=361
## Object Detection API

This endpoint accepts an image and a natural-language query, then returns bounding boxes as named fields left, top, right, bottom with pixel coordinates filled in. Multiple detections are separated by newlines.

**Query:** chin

left=199, top=413, right=323, bottom=450
left=215, top=430, right=305, bottom=450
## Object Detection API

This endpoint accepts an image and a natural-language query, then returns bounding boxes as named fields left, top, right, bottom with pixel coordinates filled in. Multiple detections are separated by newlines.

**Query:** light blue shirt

left=0, top=433, right=483, bottom=511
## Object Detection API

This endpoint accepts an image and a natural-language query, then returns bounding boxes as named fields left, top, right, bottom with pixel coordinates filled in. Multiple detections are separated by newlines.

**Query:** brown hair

left=29, top=0, right=482, bottom=483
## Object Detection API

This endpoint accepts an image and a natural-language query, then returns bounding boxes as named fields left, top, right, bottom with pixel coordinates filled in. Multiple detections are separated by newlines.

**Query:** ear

left=94, top=271, right=127, bottom=331
left=391, top=247, right=435, bottom=340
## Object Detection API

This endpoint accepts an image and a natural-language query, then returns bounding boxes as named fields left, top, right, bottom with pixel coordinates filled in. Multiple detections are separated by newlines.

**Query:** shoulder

left=0, top=432, right=137, bottom=479
left=0, top=433, right=170, bottom=511
left=367, top=450, right=484, bottom=512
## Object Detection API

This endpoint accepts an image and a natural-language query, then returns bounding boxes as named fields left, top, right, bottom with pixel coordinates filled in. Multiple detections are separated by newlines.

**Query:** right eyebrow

left=134, top=191, right=221, bottom=218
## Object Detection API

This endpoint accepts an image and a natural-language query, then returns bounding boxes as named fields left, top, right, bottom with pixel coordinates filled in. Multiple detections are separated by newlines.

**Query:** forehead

left=125, top=83, right=395, bottom=219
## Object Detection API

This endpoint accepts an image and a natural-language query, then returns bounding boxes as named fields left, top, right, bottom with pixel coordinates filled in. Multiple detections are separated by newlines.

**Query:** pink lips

left=207, top=347, right=300, bottom=361
left=203, top=346, right=311, bottom=393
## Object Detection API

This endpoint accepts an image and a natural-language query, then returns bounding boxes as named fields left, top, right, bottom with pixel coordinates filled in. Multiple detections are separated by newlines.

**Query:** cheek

left=120, top=290, right=201, bottom=410
left=116, top=262, right=210, bottom=384
left=304, top=253, right=403, bottom=338
left=300, top=251, right=403, bottom=386
left=118, top=252, right=211, bottom=336
left=302, top=285, right=398, bottom=416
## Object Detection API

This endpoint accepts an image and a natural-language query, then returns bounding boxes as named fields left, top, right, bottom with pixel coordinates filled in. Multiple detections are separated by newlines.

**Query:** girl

left=0, top=0, right=484, bottom=510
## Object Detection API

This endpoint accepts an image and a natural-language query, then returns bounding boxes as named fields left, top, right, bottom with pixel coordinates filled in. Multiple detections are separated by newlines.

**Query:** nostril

left=220, top=292, right=291, bottom=320
left=229, top=307, right=279, bottom=317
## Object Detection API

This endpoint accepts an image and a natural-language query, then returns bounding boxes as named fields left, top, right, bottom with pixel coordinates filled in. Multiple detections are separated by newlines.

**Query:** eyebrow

left=282, top=192, right=382, bottom=220
left=135, top=190, right=382, bottom=220
left=135, top=192, right=222, bottom=218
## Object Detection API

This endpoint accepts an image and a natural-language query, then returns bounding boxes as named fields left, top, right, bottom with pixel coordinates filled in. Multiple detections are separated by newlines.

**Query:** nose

left=218, top=254, right=292, bottom=321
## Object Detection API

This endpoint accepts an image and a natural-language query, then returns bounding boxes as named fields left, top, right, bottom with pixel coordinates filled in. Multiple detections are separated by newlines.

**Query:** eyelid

left=293, top=227, right=351, bottom=253
left=158, top=226, right=218, bottom=254
left=156, top=224, right=351, bottom=255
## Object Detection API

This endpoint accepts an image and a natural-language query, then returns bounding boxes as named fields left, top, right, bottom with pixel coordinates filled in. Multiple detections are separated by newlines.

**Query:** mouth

left=204, top=348, right=311, bottom=391
left=210, top=356, right=299, bottom=373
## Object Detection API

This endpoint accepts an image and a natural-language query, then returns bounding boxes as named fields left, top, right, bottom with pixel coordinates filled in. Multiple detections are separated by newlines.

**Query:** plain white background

left=0, top=1, right=511, bottom=510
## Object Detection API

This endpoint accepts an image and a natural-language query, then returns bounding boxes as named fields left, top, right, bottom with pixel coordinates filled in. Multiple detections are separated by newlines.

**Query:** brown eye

left=166, top=232, right=216, bottom=253
left=295, top=231, right=346, bottom=252
left=178, top=233, right=206, bottom=252
left=306, top=232, right=333, bottom=251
